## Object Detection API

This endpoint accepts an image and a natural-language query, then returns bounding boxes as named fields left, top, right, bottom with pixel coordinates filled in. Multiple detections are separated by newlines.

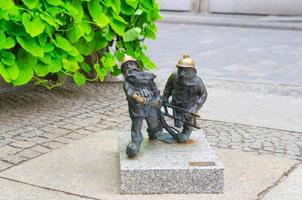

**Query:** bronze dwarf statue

left=121, top=54, right=207, bottom=158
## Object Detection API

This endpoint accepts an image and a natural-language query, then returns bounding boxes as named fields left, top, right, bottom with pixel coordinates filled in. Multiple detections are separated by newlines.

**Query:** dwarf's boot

left=126, top=140, right=142, bottom=158
left=175, top=124, right=193, bottom=143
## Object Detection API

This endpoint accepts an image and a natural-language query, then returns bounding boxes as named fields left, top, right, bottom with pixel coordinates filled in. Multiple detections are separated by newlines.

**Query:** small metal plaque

left=189, top=161, right=216, bottom=167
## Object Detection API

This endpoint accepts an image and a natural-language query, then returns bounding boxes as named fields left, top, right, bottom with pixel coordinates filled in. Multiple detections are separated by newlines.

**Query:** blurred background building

left=159, top=0, right=302, bottom=16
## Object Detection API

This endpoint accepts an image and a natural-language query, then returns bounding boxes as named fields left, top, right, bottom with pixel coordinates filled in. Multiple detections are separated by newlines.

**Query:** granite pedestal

left=119, top=131, right=224, bottom=194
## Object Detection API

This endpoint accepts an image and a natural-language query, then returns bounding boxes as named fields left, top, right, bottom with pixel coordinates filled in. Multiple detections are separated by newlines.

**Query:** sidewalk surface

left=0, top=14, right=302, bottom=199
left=161, top=11, right=302, bottom=31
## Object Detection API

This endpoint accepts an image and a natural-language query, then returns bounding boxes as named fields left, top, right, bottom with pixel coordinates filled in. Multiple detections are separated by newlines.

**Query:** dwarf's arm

left=123, top=81, right=135, bottom=98
left=190, top=80, right=207, bottom=113
left=162, top=73, right=176, bottom=102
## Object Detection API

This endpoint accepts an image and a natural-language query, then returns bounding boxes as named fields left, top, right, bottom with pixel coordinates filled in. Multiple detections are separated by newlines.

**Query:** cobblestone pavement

left=0, top=81, right=301, bottom=172
left=147, top=23, right=302, bottom=85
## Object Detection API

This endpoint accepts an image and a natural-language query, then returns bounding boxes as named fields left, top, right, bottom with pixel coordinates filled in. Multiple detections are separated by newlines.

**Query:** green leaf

left=102, top=0, right=112, bottom=7
left=123, top=27, right=141, bottom=42
left=62, top=58, right=79, bottom=72
left=120, top=1, right=136, bottom=15
left=112, top=0, right=121, bottom=13
left=17, top=48, right=38, bottom=67
left=101, top=52, right=116, bottom=72
left=22, top=13, right=45, bottom=37
left=75, top=38, right=96, bottom=56
left=144, top=23, right=157, bottom=39
left=109, top=14, right=127, bottom=36
left=34, top=62, right=50, bottom=77
left=46, top=0, right=64, bottom=6
left=17, top=36, right=44, bottom=57
left=0, top=63, right=10, bottom=82
left=0, top=0, right=14, bottom=10
left=80, top=63, right=91, bottom=73
left=125, top=0, right=138, bottom=8
left=40, top=13, right=60, bottom=28
left=63, top=2, right=80, bottom=22
left=0, top=31, right=15, bottom=49
left=73, top=71, right=86, bottom=86
left=22, top=0, right=39, bottom=9
left=67, top=25, right=84, bottom=43
left=15, top=48, right=37, bottom=83
left=115, top=49, right=125, bottom=61
left=12, top=66, right=34, bottom=86
left=55, top=35, right=79, bottom=56
left=140, top=54, right=156, bottom=69
left=0, top=50, right=15, bottom=65
left=6, top=63, right=19, bottom=80
left=95, top=63, right=107, bottom=81
left=1, top=21, right=27, bottom=37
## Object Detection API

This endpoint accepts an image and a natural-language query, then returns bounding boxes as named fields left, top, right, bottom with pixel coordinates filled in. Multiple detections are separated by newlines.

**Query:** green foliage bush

left=0, top=0, right=161, bottom=87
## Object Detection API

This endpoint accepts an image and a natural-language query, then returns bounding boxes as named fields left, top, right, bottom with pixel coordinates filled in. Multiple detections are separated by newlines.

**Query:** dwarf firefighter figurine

left=162, top=54, right=207, bottom=143
left=121, top=55, right=163, bottom=158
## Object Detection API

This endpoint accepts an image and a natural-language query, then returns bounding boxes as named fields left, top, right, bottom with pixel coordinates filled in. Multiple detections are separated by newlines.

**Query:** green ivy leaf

left=22, top=0, right=39, bottom=9
left=0, top=31, right=15, bottom=49
left=22, top=13, right=45, bottom=37
left=34, top=62, right=50, bottom=77
left=62, top=58, right=79, bottom=72
left=73, top=71, right=86, bottom=86
left=144, top=23, right=157, bottom=39
left=1, top=21, right=27, bottom=37
left=123, top=27, right=141, bottom=42
left=46, top=0, right=64, bottom=6
left=55, top=35, right=79, bottom=56
left=80, top=62, right=91, bottom=73
left=101, top=52, right=116, bottom=72
left=112, top=0, right=121, bottom=13
left=103, top=0, right=112, bottom=7
left=120, top=1, right=136, bottom=15
left=88, top=0, right=109, bottom=28
left=140, top=54, right=156, bottom=69
left=0, top=63, right=10, bottom=82
left=125, top=0, right=138, bottom=8
left=17, top=36, right=44, bottom=57
left=95, top=63, right=107, bottom=81
left=75, top=38, right=96, bottom=56
left=109, top=14, right=127, bottom=36
left=0, top=0, right=14, bottom=10
left=12, top=50, right=35, bottom=86
left=40, top=13, right=60, bottom=28
left=12, top=62, right=34, bottom=86
left=17, top=48, right=38, bottom=68
left=0, top=50, right=15, bottom=65
left=67, top=24, right=84, bottom=44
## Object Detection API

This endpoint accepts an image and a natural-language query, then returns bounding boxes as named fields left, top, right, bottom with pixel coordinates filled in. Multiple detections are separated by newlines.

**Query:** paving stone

left=17, top=149, right=42, bottom=159
left=42, top=142, right=64, bottom=149
left=28, top=136, right=50, bottom=144
left=30, top=145, right=50, bottom=154
left=0, top=146, right=21, bottom=157
left=64, top=133, right=85, bottom=140
left=2, top=154, right=27, bottom=165
left=9, top=141, right=36, bottom=149
left=54, top=137, right=74, bottom=144
left=0, top=160, right=12, bottom=171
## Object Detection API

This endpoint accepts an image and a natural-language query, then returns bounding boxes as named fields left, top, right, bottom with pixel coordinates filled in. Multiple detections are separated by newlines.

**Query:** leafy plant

left=0, top=0, right=161, bottom=88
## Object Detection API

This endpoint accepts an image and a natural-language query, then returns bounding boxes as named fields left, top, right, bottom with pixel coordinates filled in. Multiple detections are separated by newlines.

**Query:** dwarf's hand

left=139, top=89, right=152, bottom=97
left=133, top=93, right=146, bottom=104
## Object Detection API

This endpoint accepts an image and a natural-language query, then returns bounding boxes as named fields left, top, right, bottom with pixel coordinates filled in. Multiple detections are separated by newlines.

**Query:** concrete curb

left=161, top=12, right=302, bottom=31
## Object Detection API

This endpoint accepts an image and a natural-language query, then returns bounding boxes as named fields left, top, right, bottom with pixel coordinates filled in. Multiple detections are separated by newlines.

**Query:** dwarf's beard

left=124, top=68, right=156, bottom=84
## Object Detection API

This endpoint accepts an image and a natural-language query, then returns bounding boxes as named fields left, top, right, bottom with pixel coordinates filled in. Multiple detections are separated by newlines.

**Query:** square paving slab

left=119, top=131, right=224, bottom=194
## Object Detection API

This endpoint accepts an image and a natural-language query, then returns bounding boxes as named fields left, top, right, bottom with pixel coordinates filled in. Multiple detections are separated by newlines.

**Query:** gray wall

left=158, top=0, right=193, bottom=11
left=209, top=0, right=302, bottom=16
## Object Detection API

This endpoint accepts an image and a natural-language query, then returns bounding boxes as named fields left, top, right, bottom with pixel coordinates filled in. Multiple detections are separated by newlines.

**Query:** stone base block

left=118, top=131, right=224, bottom=194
